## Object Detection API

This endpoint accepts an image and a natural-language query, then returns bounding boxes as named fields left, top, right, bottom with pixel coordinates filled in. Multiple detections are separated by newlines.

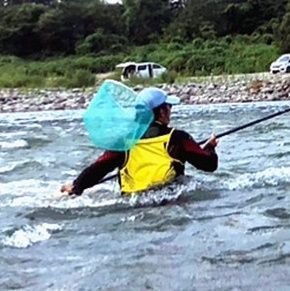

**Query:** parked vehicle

left=116, top=62, right=167, bottom=80
left=270, top=54, right=290, bottom=74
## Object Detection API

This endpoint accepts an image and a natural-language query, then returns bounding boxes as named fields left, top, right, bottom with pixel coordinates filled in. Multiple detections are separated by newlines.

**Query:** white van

left=116, top=62, right=167, bottom=80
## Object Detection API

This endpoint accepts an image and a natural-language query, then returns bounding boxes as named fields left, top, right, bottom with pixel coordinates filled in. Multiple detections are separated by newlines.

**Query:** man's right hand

left=60, top=184, right=75, bottom=195
left=202, top=134, right=219, bottom=149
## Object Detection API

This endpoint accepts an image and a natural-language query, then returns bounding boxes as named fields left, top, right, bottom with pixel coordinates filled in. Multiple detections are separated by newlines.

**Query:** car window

left=137, top=65, right=147, bottom=71
left=278, top=56, right=290, bottom=62
left=153, top=64, right=161, bottom=69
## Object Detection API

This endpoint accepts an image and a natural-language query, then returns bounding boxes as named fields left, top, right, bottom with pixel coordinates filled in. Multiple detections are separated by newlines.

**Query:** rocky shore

left=0, top=73, right=289, bottom=113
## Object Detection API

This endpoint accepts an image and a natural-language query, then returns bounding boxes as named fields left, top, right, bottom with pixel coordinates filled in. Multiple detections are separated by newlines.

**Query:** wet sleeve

left=170, top=130, right=218, bottom=172
left=72, top=151, right=125, bottom=195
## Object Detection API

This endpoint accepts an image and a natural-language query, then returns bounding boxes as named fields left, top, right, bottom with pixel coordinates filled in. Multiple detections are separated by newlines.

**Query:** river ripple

left=0, top=101, right=290, bottom=290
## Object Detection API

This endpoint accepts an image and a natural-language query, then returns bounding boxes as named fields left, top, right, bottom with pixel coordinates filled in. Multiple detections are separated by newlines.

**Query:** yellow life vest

left=119, top=129, right=183, bottom=194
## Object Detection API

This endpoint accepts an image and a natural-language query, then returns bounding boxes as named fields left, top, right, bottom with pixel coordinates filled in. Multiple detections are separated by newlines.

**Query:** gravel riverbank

left=0, top=73, right=289, bottom=113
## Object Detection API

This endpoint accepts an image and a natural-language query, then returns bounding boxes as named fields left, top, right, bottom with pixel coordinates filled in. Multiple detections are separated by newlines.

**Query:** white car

left=270, top=54, right=290, bottom=74
left=116, top=62, right=167, bottom=80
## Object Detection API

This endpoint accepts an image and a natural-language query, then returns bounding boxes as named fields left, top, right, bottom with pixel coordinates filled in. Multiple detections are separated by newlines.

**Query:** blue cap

left=135, top=87, right=180, bottom=110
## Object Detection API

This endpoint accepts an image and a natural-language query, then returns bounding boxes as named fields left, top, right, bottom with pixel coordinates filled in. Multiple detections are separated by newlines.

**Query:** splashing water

left=2, top=223, right=62, bottom=249
left=222, top=166, right=290, bottom=190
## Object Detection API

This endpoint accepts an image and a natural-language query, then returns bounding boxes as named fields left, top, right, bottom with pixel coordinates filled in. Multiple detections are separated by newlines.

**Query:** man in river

left=61, top=87, right=218, bottom=196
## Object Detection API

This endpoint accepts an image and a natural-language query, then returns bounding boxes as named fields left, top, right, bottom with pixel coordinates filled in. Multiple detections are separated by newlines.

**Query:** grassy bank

left=0, top=38, right=281, bottom=88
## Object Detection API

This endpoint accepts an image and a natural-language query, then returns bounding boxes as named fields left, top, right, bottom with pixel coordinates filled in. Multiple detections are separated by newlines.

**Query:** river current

left=0, top=101, right=290, bottom=290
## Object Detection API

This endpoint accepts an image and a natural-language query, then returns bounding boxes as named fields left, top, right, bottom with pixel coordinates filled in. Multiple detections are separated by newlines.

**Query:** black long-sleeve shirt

left=72, top=122, right=218, bottom=195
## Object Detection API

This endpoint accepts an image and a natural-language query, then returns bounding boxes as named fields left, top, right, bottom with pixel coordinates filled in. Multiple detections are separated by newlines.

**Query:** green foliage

left=1, top=36, right=281, bottom=88
left=166, top=54, right=188, bottom=72
left=68, top=55, right=124, bottom=73
left=252, top=33, right=274, bottom=45
left=0, top=0, right=288, bottom=57
left=159, top=70, right=177, bottom=84
left=0, top=4, right=47, bottom=56
left=224, top=42, right=280, bottom=74
left=192, top=38, right=204, bottom=49
left=0, top=63, right=45, bottom=88
left=122, top=0, right=170, bottom=45
left=0, top=54, right=124, bottom=88
left=62, top=69, right=95, bottom=88
left=0, top=0, right=288, bottom=88
left=276, top=12, right=290, bottom=52
left=76, top=30, right=127, bottom=55
left=166, top=42, right=183, bottom=51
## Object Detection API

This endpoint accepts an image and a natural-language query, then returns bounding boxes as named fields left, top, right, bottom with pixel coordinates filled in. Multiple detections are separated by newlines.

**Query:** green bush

left=192, top=37, right=204, bottom=49
left=166, top=55, right=187, bottom=72
left=0, top=38, right=280, bottom=88
left=63, top=69, right=95, bottom=88
left=166, top=42, right=183, bottom=51
left=159, top=70, right=177, bottom=84
left=0, top=71, right=44, bottom=88
left=75, top=30, right=128, bottom=55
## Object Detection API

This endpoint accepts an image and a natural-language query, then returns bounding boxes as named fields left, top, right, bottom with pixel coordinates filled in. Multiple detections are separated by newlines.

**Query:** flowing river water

left=0, top=101, right=290, bottom=290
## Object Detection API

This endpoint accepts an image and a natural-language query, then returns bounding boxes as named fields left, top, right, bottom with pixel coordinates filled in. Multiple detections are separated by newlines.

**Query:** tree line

left=0, top=0, right=289, bottom=58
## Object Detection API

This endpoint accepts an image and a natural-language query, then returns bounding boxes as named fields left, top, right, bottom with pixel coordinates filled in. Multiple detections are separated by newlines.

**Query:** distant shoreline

left=0, top=73, right=289, bottom=113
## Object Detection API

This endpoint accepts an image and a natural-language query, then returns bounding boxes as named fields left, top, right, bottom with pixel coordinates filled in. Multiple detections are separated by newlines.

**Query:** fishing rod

left=198, top=107, right=290, bottom=144
left=99, top=107, right=290, bottom=184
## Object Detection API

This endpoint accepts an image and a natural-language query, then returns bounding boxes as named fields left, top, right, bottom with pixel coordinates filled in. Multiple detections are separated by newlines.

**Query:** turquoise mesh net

left=83, top=80, right=153, bottom=151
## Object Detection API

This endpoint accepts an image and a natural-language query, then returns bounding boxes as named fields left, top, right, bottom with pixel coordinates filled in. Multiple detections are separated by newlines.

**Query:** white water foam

left=0, top=139, right=28, bottom=149
left=0, top=109, right=83, bottom=124
left=0, top=179, right=62, bottom=206
left=50, top=184, right=188, bottom=210
left=121, top=179, right=198, bottom=208
left=0, top=178, right=196, bottom=210
left=23, top=123, right=42, bottom=129
left=0, top=179, right=123, bottom=209
left=3, top=166, right=287, bottom=210
left=0, top=159, right=33, bottom=174
left=0, top=163, right=18, bottom=174
left=2, top=223, right=62, bottom=248
left=121, top=213, right=145, bottom=222
left=0, top=131, right=28, bottom=138
left=222, top=166, right=290, bottom=190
